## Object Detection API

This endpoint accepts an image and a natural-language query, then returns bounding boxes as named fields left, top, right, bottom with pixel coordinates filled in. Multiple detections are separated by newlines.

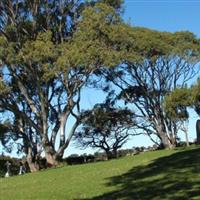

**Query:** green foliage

left=131, top=28, right=173, bottom=59
left=88, top=106, right=134, bottom=128
left=19, top=31, right=55, bottom=64
left=0, top=80, right=10, bottom=95
left=55, top=2, right=134, bottom=78
left=0, top=36, right=17, bottom=65
left=124, top=28, right=200, bottom=63
left=165, top=78, right=200, bottom=119
left=164, top=87, right=192, bottom=120
left=172, top=31, right=200, bottom=60
left=70, top=3, right=132, bottom=67
left=17, top=31, right=57, bottom=80
left=100, top=0, right=124, bottom=10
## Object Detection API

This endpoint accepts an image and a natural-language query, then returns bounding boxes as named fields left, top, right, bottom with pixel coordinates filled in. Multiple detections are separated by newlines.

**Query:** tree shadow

left=77, top=147, right=200, bottom=200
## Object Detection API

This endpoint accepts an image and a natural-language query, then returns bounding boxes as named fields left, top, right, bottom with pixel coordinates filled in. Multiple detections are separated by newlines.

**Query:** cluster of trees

left=0, top=0, right=200, bottom=172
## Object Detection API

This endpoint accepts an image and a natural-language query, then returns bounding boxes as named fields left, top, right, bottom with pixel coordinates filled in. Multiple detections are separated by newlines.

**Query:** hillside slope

left=1, top=147, right=200, bottom=200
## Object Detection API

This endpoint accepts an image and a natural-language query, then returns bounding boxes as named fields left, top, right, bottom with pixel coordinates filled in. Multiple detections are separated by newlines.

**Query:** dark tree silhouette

left=74, top=104, right=137, bottom=159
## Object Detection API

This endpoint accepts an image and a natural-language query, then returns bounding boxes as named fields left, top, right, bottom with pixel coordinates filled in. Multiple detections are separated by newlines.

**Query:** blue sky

left=124, top=0, right=200, bottom=37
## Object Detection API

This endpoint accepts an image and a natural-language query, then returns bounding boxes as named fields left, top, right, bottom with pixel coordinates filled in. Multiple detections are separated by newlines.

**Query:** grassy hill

left=1, top=146, right=200, bottom=200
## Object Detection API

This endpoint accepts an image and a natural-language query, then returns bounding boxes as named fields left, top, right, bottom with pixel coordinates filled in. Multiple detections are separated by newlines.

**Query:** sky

left=124, top=0, right=200, bottom=37
left=1, top=0, right=200, bottom=157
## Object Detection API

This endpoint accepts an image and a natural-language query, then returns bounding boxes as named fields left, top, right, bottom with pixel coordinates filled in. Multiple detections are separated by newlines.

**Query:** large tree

left=101, top=28, right=200, bottom=149
left=0, top=0, right=88, bottom=169
left=0, top=1, right=126, bottom=169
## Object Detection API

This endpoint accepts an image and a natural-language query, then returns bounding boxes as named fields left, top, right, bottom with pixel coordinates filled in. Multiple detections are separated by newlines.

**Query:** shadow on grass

left=77, top=147, right=200, bottom=200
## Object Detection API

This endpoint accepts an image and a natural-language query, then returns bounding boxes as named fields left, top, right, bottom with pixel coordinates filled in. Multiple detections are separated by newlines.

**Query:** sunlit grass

left=1, top=146, right=200, bottom=200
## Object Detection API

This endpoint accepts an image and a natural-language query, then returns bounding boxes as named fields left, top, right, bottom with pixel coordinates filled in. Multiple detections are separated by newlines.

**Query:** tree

left=101, top=28, right=200, bottom=149
left=165, top=78, right=200, bottom=145
left=0, top=1, right=127, bottom=168
left=74, top=104, right=136, bottom=159
left=164, top=87, right=192, bottom=146
left=0, top=0, right=88, bottom=170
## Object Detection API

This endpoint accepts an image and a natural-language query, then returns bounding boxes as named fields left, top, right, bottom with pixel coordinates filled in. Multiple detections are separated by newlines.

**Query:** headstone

left=5, top=172, right=9, bottom=178
left=5, top=161, right=11, bottom=178
left=196, top=119, right=200, bottom=144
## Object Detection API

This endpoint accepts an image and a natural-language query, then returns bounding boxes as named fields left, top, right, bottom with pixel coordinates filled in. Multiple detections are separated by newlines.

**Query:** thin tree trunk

left=181, top=121, right=190, bottom=147
left=185, top=131, right=190, bottom=147
left=182, top=124, right=189, bottom=147
left=159, top=133, right=174, bottom=149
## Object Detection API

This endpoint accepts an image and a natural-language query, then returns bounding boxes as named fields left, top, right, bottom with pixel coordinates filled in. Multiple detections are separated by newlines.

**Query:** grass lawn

left=1, top=146, right=200, bottom=200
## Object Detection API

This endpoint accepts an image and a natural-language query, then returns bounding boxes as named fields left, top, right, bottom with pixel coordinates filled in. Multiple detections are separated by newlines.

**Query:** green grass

left=1, top=146, right=200, bottom=200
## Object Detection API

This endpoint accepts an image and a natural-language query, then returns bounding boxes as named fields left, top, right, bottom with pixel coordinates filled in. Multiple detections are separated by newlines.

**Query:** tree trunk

left=182, top=124, right=189, bottom=147
left=44, top=146, right=59, bottom=167
left=159, top=132, right=175, bottom=149
left=185, top=131, right=190, bottom=147
left=156, top=123, right=175, bottom=149
left=106, top=150, right=118, bottom=160
left=26, top=159, right=40, bottom=172
left=26, top=147, right=40, bottom=172
left=169, top=131, right=177, bottom=147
